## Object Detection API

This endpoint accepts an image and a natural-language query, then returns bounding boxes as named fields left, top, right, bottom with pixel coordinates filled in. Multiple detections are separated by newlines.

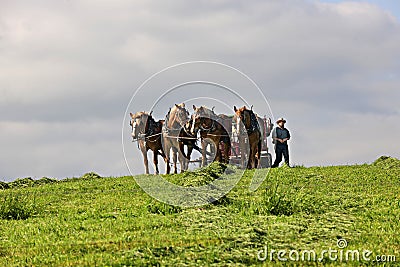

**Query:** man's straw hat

left=276, top=117, right=286, bottom=123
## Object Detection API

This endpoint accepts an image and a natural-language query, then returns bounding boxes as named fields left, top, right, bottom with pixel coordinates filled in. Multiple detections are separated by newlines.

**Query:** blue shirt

left=272, top=127, right=290, bottom=146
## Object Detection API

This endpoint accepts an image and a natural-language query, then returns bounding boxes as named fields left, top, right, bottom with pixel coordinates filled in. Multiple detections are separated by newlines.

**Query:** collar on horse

left=199, top=117, right=217, bottom=133
left=138, top=116, right=161, bottom=143
left=244, top=111, right=260, bottom=135
left=146, top=116, right=156, bottom=136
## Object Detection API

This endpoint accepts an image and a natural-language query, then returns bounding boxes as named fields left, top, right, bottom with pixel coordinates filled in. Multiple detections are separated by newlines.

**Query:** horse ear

left=212, top=106, right=215, bottom=112
left=181, top=103, right=185, bottom=108
left=149, top=111, right=153, bottom=116
left=130, top=112, right=135, bottom=118
left=175, top=104, right=179, bottom=108
left=193, top=105, right=196, bottom=111
left=234, top=106, right=237, bottom=112
left=250, top=105, right=253, bottom=110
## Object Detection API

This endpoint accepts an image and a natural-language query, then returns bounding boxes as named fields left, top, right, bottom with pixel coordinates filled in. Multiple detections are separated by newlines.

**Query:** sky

left=1, top=0, right=399, bottom=181
left=320, top=0, right=400, bottom=19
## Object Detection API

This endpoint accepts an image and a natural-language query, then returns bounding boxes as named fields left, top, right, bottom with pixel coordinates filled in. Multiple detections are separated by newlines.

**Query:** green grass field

left=0, top=157, right=399, bottom=266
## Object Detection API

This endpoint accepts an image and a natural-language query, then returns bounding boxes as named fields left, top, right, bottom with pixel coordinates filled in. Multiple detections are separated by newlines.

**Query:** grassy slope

left=0, top=158, right=399, bottom=266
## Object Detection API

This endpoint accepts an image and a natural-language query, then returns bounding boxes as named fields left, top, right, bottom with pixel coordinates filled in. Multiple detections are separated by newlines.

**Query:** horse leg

left=247, top=143, right=253, bottom=169
left=163, top=140, right=171, bottom=174
left=178, top=150, right=185, bottom=173
left=215, top=138, right=221, bottom=162
left=240, top=136, right=246, bottom=169
left=179, top=141, right=188, bottom=171
left=257, top=139, right=262, bottom=168
left=201, top=139, right=207, bottom=167
left=141, top=148, right=149, bottom=174
left=251, top=144, right=257, bottom=169
left=247, top=148, right=252, bottom=169
left=209, top=140, right=216, bottom=163
left=185, top=145, right=194, bottom=171
left=153, top=150, right=159, bottom=175
left=224, top=141, right=231, bottom=164
left=172, top=147, right=178, bottom=174
left=159, top=150, right=170, bottom=174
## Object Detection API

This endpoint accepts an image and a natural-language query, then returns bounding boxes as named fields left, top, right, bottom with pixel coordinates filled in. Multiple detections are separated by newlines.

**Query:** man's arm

left=271, top=128, right=276, bottom=144
left=272, top=128, right=285, bottom=143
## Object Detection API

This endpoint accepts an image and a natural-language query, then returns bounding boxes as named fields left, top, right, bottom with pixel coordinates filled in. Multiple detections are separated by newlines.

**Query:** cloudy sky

left=1, top=0, right=399, bottom=181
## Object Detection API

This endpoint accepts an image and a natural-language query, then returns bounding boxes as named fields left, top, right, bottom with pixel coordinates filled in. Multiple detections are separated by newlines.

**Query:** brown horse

left=191, top=105, right=231, bottom=166
left=233, top=106, right=261, bottom=169
left=178, top=116, right=199, bottom=170
left=163, top=103, right=193, bottom=173
left=130, top=111, right=170, bottom=174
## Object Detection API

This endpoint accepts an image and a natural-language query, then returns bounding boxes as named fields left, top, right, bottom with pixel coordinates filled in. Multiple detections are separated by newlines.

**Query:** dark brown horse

left=191, top=105, right=231, bottom=166
left=233, top=106, right=261, bottom=169
left=178, top=116, right=200, bottom=170
left=130, top=111, right=170, bottom=174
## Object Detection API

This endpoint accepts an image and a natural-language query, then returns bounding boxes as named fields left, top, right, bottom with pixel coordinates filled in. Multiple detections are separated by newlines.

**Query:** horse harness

left=198, top=117, right=230, bottom=139
left=162, top=109, right=196, bottom=141
left=243, top=110, right=260, bottom=135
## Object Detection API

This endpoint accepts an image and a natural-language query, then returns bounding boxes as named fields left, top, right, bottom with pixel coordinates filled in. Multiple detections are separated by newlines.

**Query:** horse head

left=130, top=111, right=150, bottom=139
left=168, top=103, right=190, bottom=130
left=191, top=105, right=217, bottom=135
left=233, top=106, right=252, bottom=135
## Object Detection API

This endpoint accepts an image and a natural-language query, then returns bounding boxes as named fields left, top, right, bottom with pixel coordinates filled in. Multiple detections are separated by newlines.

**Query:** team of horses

left=130, top=103, right=263, bottom=174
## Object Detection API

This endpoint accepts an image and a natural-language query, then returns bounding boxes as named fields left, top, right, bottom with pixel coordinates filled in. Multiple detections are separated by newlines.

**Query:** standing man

left=271, top=118, right=290, bottom=168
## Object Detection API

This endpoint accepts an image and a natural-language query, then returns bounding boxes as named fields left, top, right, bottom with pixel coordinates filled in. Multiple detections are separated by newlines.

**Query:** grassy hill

left=0, top=157, right=399, bottom=266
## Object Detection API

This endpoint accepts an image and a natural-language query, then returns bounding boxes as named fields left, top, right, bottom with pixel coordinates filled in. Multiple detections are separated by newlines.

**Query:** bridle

left=199, top=117, right=216, bottom=132
left=164, top=106, right=191, bottom=135
left=131, top=114, right=161, bottom=143
left=237, top=109, right=259, bottom=135
left=192, top=108, right=220, bottom=135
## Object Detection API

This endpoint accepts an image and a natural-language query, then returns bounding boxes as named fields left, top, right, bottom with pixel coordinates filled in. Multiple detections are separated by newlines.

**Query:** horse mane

left=197, top=105, right=217, bottom=118
left=247, top=109, right=260, bottom=132
left=132, top=111, right=150, bottom=118
left=235, top=106, right=260, bottom=132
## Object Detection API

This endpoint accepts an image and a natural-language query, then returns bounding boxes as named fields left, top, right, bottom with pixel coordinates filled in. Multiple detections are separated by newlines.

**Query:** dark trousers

left=272, top=144, right=289, bottom=167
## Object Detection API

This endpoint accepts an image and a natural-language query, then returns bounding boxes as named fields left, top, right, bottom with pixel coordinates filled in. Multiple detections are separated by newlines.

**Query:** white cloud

left=0, top=0, right=399, bottom=180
